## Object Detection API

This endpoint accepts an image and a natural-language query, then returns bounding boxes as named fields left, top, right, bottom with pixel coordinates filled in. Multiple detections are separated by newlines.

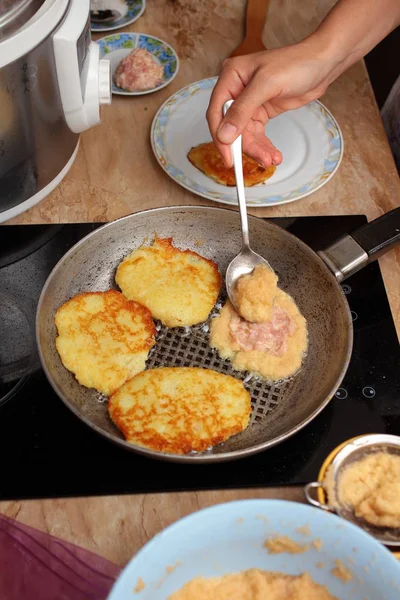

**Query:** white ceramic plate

left=90, top=0, right=145, bottom=32
left=151, top=78, right=344, bottom=206
left=97, top=33, right=179, bottom=96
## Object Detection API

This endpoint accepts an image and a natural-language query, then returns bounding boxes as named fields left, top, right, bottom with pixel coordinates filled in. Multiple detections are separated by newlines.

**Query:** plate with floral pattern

left=97, top=33, right=179, bottom=96
left=151, top=78, right=344, bottom=206
left=90, top=0, right=145, bottom=33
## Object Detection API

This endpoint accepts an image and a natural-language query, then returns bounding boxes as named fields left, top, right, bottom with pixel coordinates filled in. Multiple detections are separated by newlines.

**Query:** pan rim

left=35, top=205, right=353, bottom=463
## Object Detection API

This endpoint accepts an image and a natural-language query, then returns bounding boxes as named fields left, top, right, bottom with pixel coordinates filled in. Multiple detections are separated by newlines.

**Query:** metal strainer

left=305, top=434, right=400, bottom=546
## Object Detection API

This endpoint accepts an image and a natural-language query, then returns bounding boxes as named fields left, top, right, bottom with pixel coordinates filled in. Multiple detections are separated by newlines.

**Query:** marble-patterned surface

left=1, top=0, right=399, bottom=564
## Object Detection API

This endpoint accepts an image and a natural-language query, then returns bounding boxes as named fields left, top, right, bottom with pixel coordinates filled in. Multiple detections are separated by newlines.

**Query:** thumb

left=216, top=72, right=272, bottom=145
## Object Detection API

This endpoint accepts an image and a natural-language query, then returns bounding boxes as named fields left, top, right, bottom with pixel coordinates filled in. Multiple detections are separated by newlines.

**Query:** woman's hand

left=207, top=0, right=400, bottom=169
left=206, top=37, right=338, bottom=168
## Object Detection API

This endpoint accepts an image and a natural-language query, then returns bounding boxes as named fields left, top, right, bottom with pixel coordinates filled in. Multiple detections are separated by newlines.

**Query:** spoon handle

left=223, top=100, right=250, bottom=249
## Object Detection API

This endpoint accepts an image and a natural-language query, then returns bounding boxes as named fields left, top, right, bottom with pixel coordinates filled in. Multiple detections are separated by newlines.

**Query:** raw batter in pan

left=210, top=268, right=308, bottom=382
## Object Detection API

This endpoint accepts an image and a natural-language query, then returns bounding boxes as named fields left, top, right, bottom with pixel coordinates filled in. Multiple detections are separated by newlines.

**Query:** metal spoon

left=223, top=99, right=275, bottom=315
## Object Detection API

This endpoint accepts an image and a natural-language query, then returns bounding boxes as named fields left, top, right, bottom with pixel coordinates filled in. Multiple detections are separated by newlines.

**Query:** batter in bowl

left=168, top=568, right=337, bottom=599
left=329, top=452, right=400, bottom=528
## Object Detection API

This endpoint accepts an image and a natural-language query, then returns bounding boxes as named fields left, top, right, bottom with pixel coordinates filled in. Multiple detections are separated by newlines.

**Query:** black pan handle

left=318, top=207, right=400, bottom=282
left=350, top=207, right=400, bottom=260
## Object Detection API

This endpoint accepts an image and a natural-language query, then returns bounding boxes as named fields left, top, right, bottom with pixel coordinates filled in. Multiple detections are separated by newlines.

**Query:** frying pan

left=36, top=205, right=400, bottom=463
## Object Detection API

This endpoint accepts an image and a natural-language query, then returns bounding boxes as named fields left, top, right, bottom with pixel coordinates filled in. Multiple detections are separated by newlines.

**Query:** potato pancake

left=188, top=141, right=276, bottom=187
left=108, top=367, right=251, bottom=454
left=115, top=237, right=221, bottom=327
left=55, top=290, right=156, bottom=396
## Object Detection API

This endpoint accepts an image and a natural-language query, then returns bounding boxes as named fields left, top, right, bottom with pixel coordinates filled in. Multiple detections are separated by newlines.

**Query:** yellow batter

left=210, top=289, right=308, bottom=382
left=334, top=452, right=400, bottom=528
left=236, top=264, right=278, bottom=322
left=264, top=535, right=309, bottom=554
left=168, top=569, right=337, bottom=600
left=331, top=560, right=353, bottom=583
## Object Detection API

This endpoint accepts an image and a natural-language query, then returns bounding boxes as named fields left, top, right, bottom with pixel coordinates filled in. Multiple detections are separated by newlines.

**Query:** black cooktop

left=0, top=215, right=399, bottom=500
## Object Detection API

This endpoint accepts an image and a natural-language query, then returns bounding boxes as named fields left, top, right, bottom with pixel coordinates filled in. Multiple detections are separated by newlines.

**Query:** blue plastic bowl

left=107, top=500, right=400, bottom=599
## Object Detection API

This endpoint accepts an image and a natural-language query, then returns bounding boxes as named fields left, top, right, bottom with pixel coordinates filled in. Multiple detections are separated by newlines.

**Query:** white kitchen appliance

left=0, top=0, right=111, bottom=223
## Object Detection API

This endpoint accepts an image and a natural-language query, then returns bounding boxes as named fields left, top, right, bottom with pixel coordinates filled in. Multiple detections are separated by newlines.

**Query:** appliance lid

left=0, top=0, right=47, bottom=42
left=0, top=0, right=70, bottom=67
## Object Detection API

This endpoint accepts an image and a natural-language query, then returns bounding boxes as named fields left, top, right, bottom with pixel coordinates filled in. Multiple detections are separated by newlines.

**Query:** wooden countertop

left=2, top=0, right=400, bottom=568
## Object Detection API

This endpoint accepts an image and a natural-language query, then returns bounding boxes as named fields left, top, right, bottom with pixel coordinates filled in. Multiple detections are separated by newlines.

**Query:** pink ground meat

left=114, top=48, right=164, bottom=91
left=229, top=305, right=297, bottom=356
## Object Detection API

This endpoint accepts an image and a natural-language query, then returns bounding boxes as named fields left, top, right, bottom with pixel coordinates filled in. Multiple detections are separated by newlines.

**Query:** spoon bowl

left=223, top=100, right=274, bottom=315
left=225, top=248, right=269, bottom=313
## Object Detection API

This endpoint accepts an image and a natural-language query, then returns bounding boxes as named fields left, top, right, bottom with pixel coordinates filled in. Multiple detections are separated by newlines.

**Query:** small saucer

left=97, top=33, right=179, bottom=96
left=90, top=0, right=145, bottom=33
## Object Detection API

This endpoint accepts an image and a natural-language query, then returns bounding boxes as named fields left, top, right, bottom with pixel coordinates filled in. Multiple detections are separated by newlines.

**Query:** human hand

left=206, top=38, right=336, bottom=168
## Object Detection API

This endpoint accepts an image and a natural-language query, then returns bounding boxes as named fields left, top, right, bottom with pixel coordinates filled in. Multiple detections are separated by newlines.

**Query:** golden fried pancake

left=115, top=237, right=221, bottom=327
left=55, top=290, right=156, bottom=396
left=188, top=141, right=276, bottom=187
left=108, top=367, right=251, bottom=454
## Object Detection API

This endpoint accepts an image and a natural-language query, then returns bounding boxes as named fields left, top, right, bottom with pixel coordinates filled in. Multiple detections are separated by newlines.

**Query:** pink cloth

left=0, top=513, right=121, bottom=599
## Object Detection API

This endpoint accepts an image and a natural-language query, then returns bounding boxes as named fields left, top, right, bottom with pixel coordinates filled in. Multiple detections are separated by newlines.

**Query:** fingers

left=250, top=104, right=284, bottom=166
left=272, top=147, right=283, bottom=166
left=206, top=65, right=245, bottom=168
left=206, top=56, right=282, bottom=169
left=215, top=70, right=276, bottom=145
left=216, top=142, right=234, bottom=169
left=242, top=122, right=283, bottom=168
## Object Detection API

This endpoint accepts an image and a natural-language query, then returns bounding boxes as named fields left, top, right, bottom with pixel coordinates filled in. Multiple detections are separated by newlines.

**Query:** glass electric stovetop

left=0, top=215, right=399, bottom=500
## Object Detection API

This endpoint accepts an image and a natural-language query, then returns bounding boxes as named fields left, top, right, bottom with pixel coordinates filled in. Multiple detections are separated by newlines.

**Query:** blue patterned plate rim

left=150, top=77, right=344, bottom=207
left=90, top=0, right=145, bottom=32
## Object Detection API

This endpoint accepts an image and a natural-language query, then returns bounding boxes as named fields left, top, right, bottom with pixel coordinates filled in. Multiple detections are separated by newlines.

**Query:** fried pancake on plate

left=187, top=141, right=276, bottom=187
left=108, top=367, right=251, bottom=454
left=115, top=237, right=221, bottom=327
left=55, top=290, right=156, bottom=396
